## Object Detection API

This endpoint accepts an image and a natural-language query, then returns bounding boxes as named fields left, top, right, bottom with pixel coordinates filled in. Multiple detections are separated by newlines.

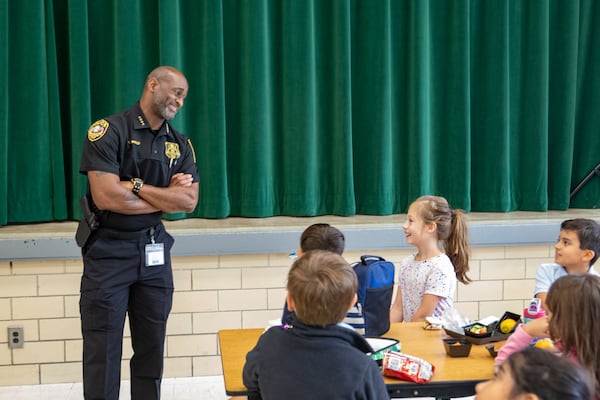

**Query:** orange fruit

left=499, top=319, right=516, bottom=334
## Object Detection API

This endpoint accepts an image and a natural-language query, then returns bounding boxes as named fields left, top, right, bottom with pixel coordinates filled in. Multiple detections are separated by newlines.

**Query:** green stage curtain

left=1, top=0, right=599, bottom=225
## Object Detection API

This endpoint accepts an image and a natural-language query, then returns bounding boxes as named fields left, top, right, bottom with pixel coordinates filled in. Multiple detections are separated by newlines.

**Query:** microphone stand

left=570, top=161, right=600, bottom=200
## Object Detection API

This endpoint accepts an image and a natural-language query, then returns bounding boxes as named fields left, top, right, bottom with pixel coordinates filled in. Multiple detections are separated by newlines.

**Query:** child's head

left=557, top=218, right=600, bottom=267
left=286, top=250, right=357, bottom=327
left=406, top=195, right=471, bottom=283
left=546, top=274, right=600, bottom=396
left=409, top=196, right=454, bottom=241
left=298, top=223, right=345, bottom=256
left=475, top=347, right=593, bottom=400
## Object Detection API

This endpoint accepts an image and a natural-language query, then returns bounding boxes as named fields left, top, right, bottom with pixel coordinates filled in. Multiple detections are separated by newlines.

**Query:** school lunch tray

left=444, top=311, right=520, bottom=345
left=446, top=326, right=519, bottom=345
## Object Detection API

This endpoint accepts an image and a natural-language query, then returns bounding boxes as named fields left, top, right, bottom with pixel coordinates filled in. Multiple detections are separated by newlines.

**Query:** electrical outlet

left=8, top=326, right=24, bottom=349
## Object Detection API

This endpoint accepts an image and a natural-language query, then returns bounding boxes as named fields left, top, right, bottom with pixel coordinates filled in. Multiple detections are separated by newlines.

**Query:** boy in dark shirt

left=243, top=250, right=389, bottom=400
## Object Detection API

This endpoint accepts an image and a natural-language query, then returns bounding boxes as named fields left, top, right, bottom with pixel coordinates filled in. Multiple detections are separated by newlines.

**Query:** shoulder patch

left=88, top=119, right=109, bottom=142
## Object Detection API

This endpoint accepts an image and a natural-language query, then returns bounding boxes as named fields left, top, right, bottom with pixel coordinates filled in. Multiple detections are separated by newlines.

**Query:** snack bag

left=423, top=316, right=443, bottom=330
left=381, top=351, right=435, bottom=383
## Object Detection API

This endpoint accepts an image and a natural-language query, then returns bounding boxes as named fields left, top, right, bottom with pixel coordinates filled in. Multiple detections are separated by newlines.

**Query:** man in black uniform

left=79, top=66, right=199, bottom=400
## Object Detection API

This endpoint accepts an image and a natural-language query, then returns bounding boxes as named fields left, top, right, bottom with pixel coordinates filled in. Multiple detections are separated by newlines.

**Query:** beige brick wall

left=0, top=244, right=553, bottom=386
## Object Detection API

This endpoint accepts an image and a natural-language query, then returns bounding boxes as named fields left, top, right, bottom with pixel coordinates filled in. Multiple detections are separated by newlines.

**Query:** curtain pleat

left=352, top=0, right=395, bottom=214
left=1, top=0, right=599, bottom=225
left=508, top=0, right=549, bottom=211
left=223, top=0, right=277, bottom=216
left=5, top=0, right=67, bottom=223
left=547, top=1, right=578, bottom=210
left=428, top=1, right=472, bottom=210
left=469, top=0, right=511, bottom=211
left=568, top=0, right=600, bottom=209
left=54, top=0, right=92, bottom=214
left=0, top=0, right=8, bottom=224
left=177, top=0, right=229, bottom=218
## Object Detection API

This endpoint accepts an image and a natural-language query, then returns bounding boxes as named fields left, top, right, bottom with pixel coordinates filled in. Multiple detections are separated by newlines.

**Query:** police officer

left=79, top=66, right=199, bottom=400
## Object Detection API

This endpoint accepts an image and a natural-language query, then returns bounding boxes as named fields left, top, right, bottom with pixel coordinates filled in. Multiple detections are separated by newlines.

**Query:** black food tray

left=443, top=311, right=521, bottom=345
left=444, top=327, right=510, bottom=344
left=464, top=331, right=511, bottom=345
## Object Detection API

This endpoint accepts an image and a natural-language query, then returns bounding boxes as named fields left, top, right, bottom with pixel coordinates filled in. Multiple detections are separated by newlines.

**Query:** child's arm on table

left=494, top=317, right=550, bottom=366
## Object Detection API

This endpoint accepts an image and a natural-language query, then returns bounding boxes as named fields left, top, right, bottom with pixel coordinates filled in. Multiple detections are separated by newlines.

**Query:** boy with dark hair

left=243, top=250, right=389, bottom=400
left=534, top=218, right=600, bottom=308
left=281, top=223, right=345, bottom=323
left=298, top=222, right=345, bottom=256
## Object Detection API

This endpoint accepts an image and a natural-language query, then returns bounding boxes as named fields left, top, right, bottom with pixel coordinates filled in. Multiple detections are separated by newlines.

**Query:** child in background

left=476, top=346, right=593, bottom=400
left=389, top=195, right=470, bottom=323
left=534, top=218, right=600, bottom=309
left=281, top=223, right=345, bottom=324
left=243, top=250, right=389, bottom=400
left=495, top=274, right=600, bottom=399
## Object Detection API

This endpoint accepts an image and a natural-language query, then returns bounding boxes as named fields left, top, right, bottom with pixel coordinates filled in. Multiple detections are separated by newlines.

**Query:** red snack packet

left=381, top=351, right=435, bottom=383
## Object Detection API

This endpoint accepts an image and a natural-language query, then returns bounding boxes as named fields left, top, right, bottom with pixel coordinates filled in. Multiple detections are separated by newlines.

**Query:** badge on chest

left=165, top=142, right=180, bottom=168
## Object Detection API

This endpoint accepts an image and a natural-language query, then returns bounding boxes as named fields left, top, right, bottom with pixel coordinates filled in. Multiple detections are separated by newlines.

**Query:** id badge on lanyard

left=145, top=228, right=165, bottom=267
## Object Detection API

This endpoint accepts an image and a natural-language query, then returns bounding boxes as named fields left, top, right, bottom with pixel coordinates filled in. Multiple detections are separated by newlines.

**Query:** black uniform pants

left=80, top=223, right=174, bottom=400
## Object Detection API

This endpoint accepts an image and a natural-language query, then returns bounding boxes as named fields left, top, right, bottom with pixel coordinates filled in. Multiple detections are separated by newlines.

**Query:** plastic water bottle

left=523, top=298, right=546, bottom=323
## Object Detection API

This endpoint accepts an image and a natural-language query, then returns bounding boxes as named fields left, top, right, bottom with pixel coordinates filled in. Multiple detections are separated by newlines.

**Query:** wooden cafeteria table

left=219, top=322, right=499, bottom=399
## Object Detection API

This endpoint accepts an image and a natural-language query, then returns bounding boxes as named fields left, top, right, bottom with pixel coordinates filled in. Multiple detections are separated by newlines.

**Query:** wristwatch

left=131, top=178, right=144, bottom=195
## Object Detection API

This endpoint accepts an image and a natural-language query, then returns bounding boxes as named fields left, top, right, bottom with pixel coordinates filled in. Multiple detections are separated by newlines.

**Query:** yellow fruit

left=499, top=319, right=516, bottom=334
left=534, top=339, right=554, bottom=349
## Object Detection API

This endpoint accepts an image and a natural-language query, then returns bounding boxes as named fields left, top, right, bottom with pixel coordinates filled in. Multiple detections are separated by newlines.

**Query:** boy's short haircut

left=300, top=223, right=345, bottom=255
left=561, top=218, right=600, bottom=265
left=287, top=250, right=357, bottom=327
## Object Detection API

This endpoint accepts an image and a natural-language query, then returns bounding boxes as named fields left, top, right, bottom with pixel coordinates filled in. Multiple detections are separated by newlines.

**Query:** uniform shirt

left=80, top=102, right=199, bottom=231
left=397, top=253, right=456, bottom=321
left=533, top=263, right=599, bottom=296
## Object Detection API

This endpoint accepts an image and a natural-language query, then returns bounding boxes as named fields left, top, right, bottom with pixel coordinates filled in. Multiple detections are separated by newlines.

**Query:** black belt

left=95, top=224, right=159, bottom=240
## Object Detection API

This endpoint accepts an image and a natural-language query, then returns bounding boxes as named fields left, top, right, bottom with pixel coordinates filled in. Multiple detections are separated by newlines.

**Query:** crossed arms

left=88, top=170, right=199, bottom=215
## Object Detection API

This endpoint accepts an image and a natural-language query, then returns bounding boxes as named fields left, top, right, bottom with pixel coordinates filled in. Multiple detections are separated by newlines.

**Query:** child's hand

left=522, top=316, right=550, bottom=338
